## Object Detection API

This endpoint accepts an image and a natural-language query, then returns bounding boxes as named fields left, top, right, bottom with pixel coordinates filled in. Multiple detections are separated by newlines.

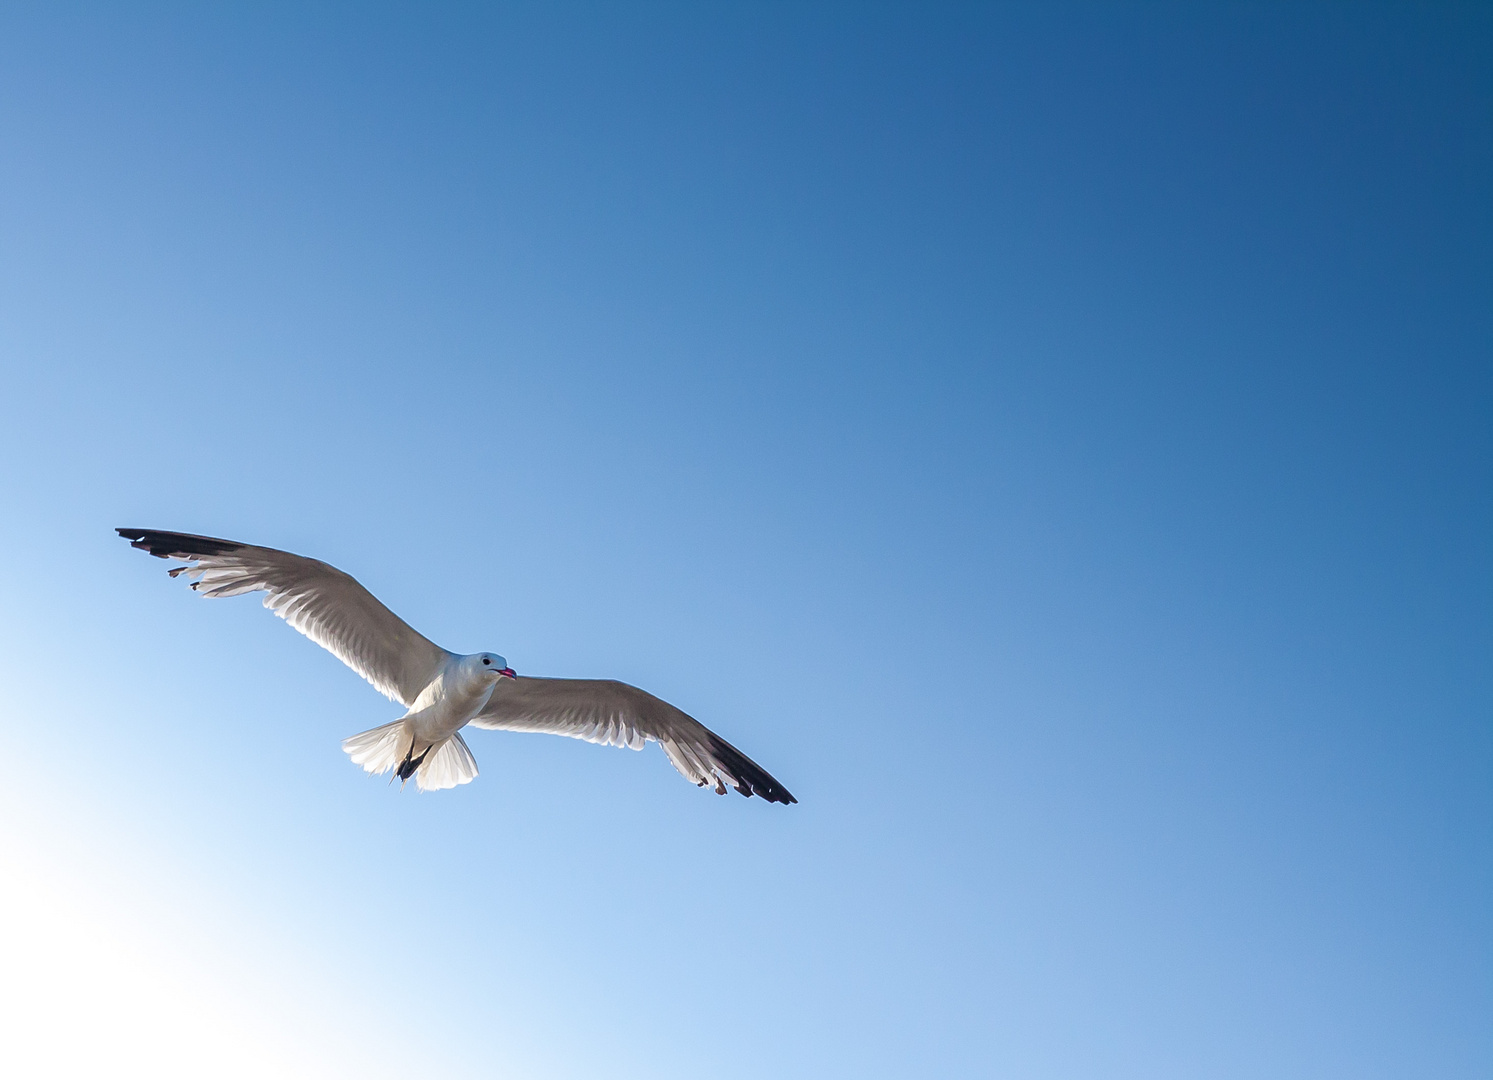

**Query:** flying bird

left=117, top=528, right=796, bottom=802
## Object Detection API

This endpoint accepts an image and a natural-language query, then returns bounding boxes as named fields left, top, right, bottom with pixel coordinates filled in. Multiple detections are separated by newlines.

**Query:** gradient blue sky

left=0, top=5, right=1488, bottom=1078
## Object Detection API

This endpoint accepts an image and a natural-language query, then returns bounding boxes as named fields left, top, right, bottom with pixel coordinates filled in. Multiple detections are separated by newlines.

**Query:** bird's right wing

left=118, top=528, right=451, bottom=707
left=469, top=677, right=796, bottom=804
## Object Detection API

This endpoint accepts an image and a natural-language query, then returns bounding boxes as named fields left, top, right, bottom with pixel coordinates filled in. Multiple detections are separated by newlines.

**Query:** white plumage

left=119, top=529, right=796, bottom=803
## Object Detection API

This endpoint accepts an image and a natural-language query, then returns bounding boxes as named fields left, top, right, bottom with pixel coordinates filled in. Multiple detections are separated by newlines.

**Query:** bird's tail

left=341, top=719, right=410, bottom=777
left=340, top=721, right=479, bottom=792
left=415, top=732, right=478, bottom=792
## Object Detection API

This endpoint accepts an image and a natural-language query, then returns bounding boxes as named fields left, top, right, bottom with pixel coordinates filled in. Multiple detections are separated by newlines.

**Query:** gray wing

left=469, top=677, right=796, bottom=804
left=119, top=528, right=450, bottom=707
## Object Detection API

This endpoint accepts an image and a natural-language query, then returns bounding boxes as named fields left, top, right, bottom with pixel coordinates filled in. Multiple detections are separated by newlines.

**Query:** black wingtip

left=709, top=732, right=797, bottom=805
left=117, top=528, right=245, bottom=559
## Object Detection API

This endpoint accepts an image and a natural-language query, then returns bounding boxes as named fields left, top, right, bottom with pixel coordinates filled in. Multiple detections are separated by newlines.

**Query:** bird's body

left=118, top=528, right=796, bottom=803
left=365, top=653, right=506, bottom=785
left=335, top=650, right=510, bottom=789
left=406, top=654, right=503, bottom=751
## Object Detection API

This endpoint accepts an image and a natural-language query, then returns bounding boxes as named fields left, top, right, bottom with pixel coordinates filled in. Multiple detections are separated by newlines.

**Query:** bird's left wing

left=118, top=528, right=450, bottom=707
left=469, top=676, right=797, bottom=804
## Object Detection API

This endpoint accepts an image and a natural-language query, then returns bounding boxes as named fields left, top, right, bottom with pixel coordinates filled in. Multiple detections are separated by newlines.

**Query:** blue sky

left=0, top=4, right=1487, bottom=1078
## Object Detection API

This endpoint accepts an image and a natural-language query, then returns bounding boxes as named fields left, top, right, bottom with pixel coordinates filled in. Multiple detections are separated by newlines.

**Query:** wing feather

left=119, top=528, right=450, bottom=707
left=470, top=677, right=796, bottom=803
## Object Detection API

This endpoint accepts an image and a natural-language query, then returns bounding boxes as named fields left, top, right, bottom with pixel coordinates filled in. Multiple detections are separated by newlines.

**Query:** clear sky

left=0, top=5, right=1487, bottom=1079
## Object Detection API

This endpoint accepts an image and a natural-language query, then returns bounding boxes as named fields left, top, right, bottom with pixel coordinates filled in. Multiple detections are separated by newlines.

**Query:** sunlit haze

left=0, top=6, right=1488, bottom=1079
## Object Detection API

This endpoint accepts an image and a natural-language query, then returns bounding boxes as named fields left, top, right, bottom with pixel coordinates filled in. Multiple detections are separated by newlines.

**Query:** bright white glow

left=0, top=826, right=342, bottom=1080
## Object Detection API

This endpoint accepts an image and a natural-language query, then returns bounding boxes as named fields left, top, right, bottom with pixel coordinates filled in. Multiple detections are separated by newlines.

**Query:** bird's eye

left=482, top=658, right=490, bottom=665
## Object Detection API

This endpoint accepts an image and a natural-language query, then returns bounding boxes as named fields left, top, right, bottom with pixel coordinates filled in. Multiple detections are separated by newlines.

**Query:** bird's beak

left=498, top=667, right=517, bottom=679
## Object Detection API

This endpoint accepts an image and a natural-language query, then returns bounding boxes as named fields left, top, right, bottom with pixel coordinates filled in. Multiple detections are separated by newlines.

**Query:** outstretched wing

left=118, top=528, right=450, bottom=707
left=469, top=676, right=796, bottom=804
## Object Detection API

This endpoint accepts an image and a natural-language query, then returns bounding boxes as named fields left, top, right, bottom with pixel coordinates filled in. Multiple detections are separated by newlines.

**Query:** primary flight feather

left=118, top=528, right=796, bottom=803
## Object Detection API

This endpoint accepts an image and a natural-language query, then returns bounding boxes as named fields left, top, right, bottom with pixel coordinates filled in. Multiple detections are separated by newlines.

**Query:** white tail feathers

left=340, top=722, right=479, bottom=792
left=417, top=732, right=478, bottom=792
left=341, top=719, right=410, bottom=776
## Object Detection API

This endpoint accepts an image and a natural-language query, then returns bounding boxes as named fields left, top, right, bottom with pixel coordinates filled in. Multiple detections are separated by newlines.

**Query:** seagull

left=118, top=528, right=796, bottom=802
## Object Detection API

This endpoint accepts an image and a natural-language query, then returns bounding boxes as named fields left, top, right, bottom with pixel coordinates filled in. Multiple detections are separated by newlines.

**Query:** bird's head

left=474, top=652, right=517, bottom=680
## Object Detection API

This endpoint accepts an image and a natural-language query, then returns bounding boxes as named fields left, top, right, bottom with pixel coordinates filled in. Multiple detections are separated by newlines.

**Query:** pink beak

left=498, top=667, right=517, bottom=679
